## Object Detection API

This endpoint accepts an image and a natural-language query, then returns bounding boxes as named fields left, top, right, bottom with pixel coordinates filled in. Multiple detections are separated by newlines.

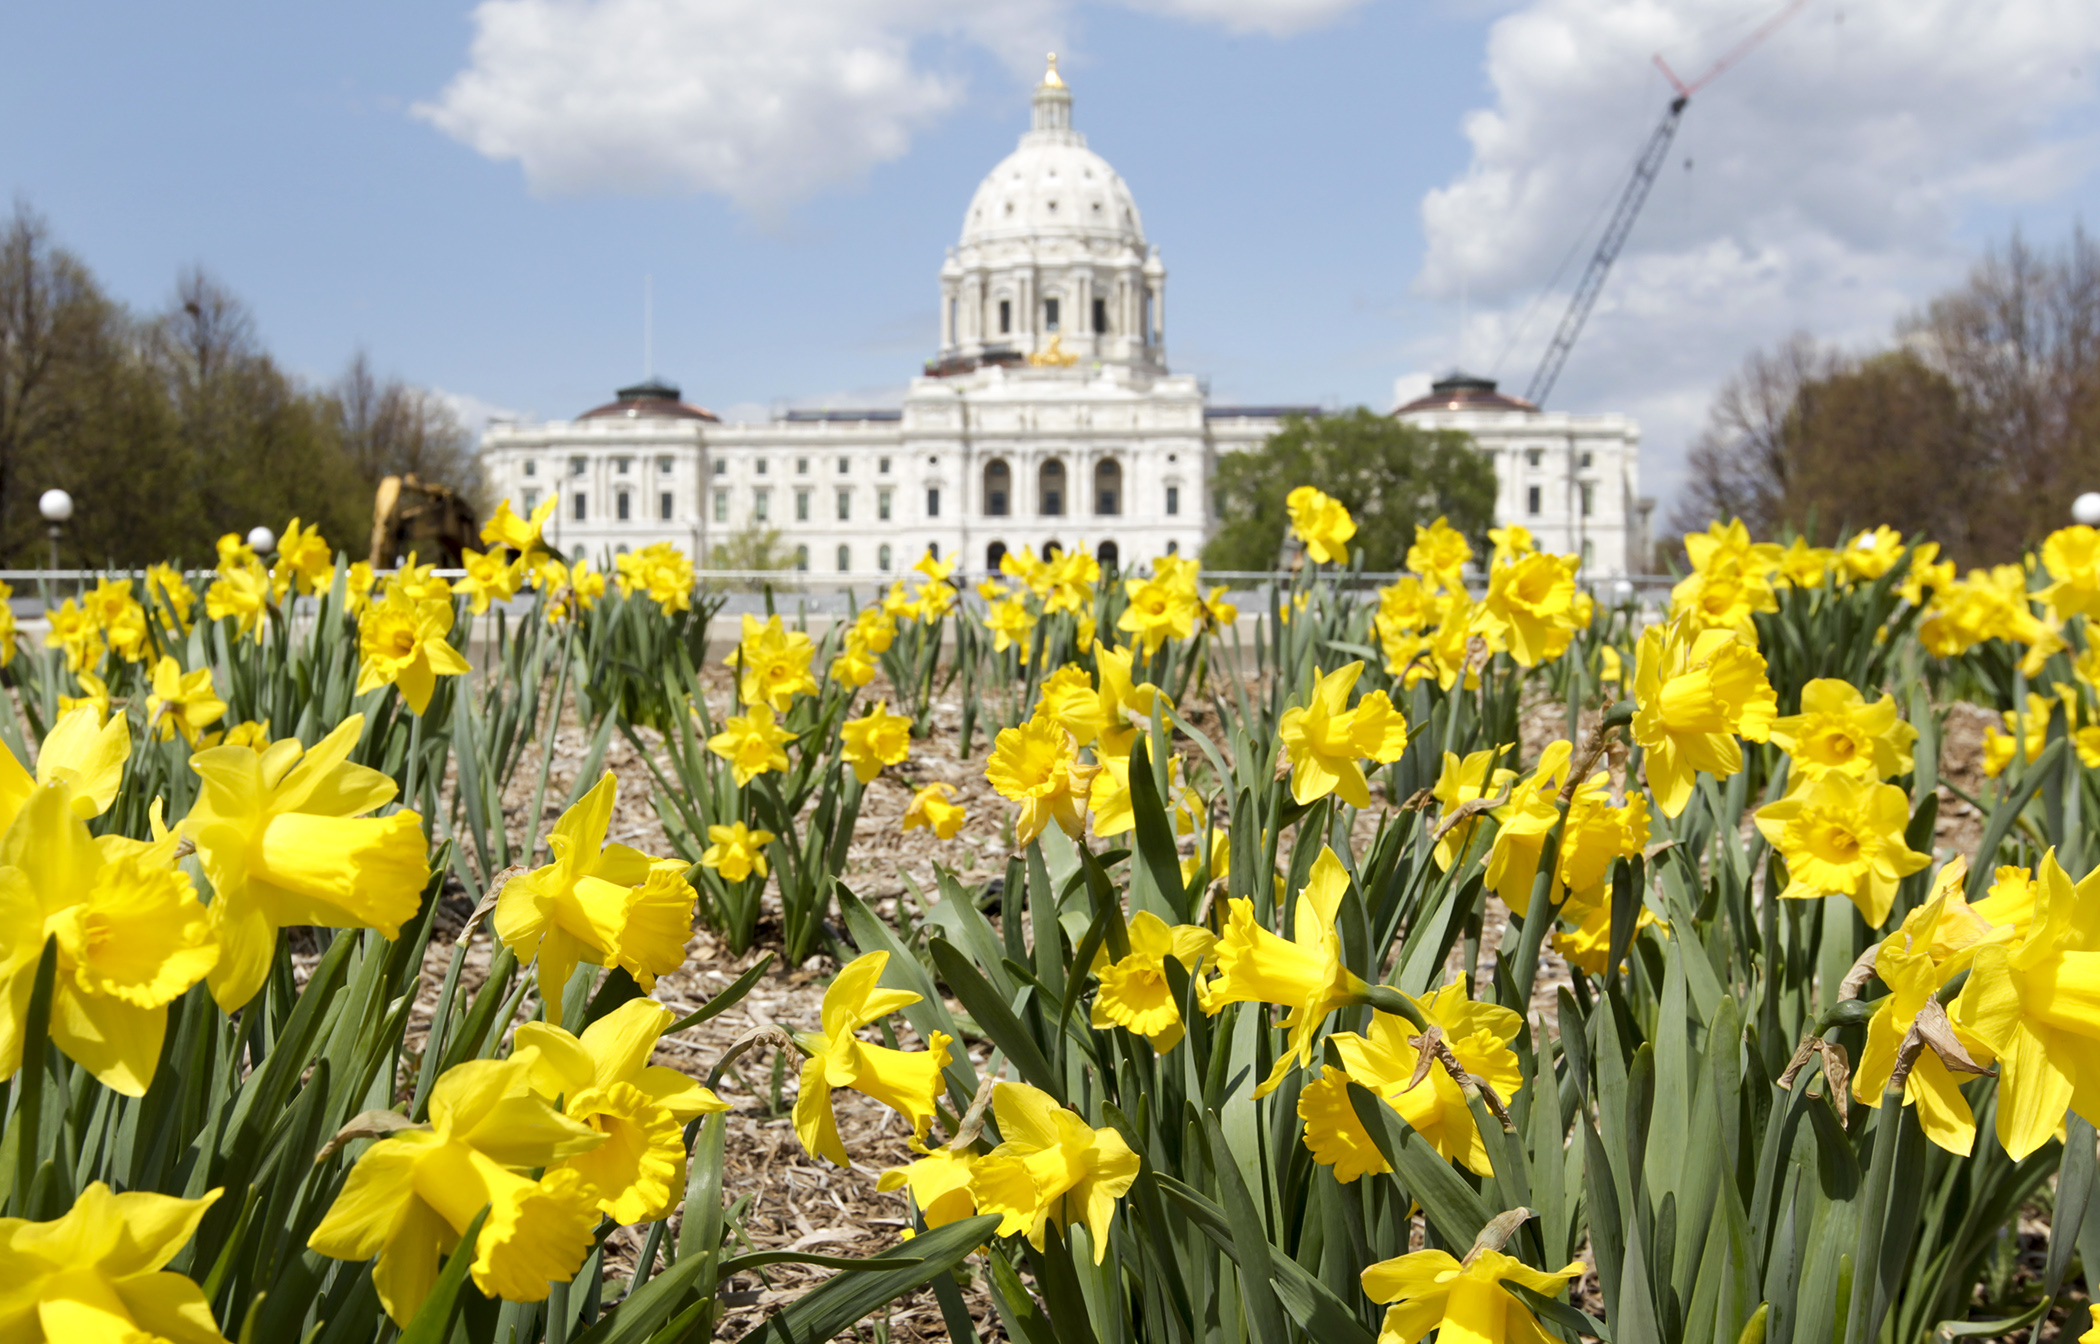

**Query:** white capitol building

left=479, top=59, right=1649, bottom=578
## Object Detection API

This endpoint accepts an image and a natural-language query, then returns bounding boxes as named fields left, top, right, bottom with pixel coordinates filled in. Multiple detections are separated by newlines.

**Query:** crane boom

left=1523, top=95, right=1686, bottom=408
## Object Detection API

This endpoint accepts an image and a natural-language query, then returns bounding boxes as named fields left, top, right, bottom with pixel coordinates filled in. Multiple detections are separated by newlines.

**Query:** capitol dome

left=959, top=58, right=1146, bottom=254
left=933, top=56, right=1167, bottom=378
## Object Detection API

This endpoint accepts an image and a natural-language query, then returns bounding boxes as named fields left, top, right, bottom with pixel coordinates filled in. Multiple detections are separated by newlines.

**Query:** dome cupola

left=930, top=57, right=1166, bottom=378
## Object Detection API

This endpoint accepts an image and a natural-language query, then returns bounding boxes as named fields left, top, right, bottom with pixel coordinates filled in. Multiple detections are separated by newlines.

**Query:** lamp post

left=247, top=525, right=277, bottom=556
left=38, top=489, right=72, bottom=571
left=2075, top=492, right=2100, bottom=527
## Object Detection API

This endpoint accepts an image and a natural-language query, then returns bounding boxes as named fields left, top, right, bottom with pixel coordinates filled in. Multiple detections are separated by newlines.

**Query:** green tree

left=1200, top=408, right=1496, bottom=572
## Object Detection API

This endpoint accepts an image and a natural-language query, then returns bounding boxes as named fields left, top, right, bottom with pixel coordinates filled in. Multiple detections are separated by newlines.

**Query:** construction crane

left=1522, top=0, right=1812, bottom=408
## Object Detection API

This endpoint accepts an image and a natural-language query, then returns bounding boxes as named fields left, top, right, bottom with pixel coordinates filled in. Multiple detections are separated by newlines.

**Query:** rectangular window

left=837, top=457, right=850, bottom=475
left=657, top=455, right=673, bottom=474
left=659, top=492, right=673, bottom=521
left=796, top=457, right=809, bottom=474
left=794, top=545, right=808, bottom=572
left=569, top=455, right=587, bottom=477
left=1044, top=297, right=1060, bottom=332
left=836, top=490, right=850, bottom=521
left=1166, top=485, right=1179, bottom=516
left=713, top=489, right=728, bottom=523
left=1582, top=539, right=1596, bottom=567
left=836, top=544, right=850, bottom=572
left=522, top=488, right=541, bottom=513
left=573, top=492, right=587, bottom=521
left=1525, top=448, right=1542, bottom=468
left=1527, top=485, right=1542, bottom=516
left=879, top=456, right=891, bottom=474
left=754, top=489, right=770, bottom=522
left=1093, top=297, right=1107, bottom=333
left=1580, top=482, right=1595, bottom=517
left=999, top=299, right=1012, bottom=335
left=756, top=459, right=769, bottom=475
left=1580, top=451, right=1594, bottom=469
left=927, top=488, right=940, bottom=518
left=878, top=490, right=892, bottom=521
left=524, top=459, right=537, bottom=477
left=712, top=459, right=726, bottom=476
left=615, top=456, right=631, bottom=475
left=616, top=492, right=631, bottom=521
left=795, top=490, right=810, bottom=522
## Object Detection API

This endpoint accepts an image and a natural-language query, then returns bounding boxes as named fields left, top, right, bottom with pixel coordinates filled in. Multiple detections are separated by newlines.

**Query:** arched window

left=1039, top=459, right=1066, bottom=517
left=1096, top=540, right=1119, bottom=569
left=983, top=459, right=1011, bottom=517
left=794, top=545, right=809, bottom=572
left=878, top=544, right=892, bottom=572
left=836, top=544, right=851, bottom=572
left=1043, top=540, right=1063, bottom=560
left=987, top=541, right=1008, bottom=570
left=1094, top=459, right=1121, bottom=516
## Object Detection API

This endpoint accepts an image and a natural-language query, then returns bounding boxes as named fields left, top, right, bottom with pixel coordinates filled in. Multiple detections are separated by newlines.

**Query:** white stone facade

left=478, top=60, right=1647, bottom=579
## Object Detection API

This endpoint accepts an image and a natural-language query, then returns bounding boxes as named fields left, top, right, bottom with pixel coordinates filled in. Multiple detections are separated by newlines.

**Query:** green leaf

left=1345, top=1078, right=1491, bottom=1247
left=928, top=938, right=1059, bottom=1096
left=397, top=1207, right=489, bottom=1344
left=667, top=954, right=774, bottom=1033
left=734, top=1215, right=1000, bottom=1343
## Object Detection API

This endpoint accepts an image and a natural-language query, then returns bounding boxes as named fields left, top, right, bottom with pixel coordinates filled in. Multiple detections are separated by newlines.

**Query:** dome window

left=1045, top=298, right=1061, bottom=332
left=999, top=299, right=1012, bottom=335
left=1039, top=459, right=1066, bottom=517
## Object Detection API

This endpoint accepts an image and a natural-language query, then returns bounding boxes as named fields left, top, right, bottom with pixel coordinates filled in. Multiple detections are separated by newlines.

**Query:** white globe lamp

left=38, top=489, right=72, bottom=571
left=247, top=525, right=277, bottom=555
left=2074, top=492, right=2100, bottom=527
left=1612, top=578, right=1636, bottom=604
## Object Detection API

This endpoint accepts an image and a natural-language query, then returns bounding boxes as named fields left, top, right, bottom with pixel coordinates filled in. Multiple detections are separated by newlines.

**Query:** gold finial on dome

left=1041, top=53, right=1064, bottom=88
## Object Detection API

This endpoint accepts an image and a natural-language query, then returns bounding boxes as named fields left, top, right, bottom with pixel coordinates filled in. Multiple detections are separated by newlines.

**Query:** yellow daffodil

left=1489, top=523, right=1536, bottom=565
left=1669, top=555, right=1777, bottom=645
left=494, top=772, right=697, bottom=1000
left=613, top=541, right=695, bottom=615
left=356, top=587, right=470, bottom=715
left=515, top=999, right=728, bottom=1223
left=1485, top=741, right=1648, bottom=916
left=1754, top=772, right=1930, bottom=927
left=966, top=1081, right=1139, bottom=1262
left=1206, top=847, right=1370, bottom=1096
left=842, top=699, right=912, bottom=783
left=986, top=714, right=1099, bottom=845
left=1181, top=830, right=1230, bottom=887
left=456, top=547, right=524, bottom=614
left=1551, top=889, right=1660, bottom=976
left=878, top=1143, right=980, bottom=1230
left=1088, top=752, right=1185, bottom=838
left=185, top=714, right=429, bottom=1011
left=1775, top=535, right=1836, bottom=588
left=59, top=669, right=110, bottom=721
left=700, top=821, right=774, bottom=883
left=1118, top=573, right=1199, bottom=655
left=145, top=563, right=197, bottom=629
left=1406, top=517, right=1473, bottom=591
left=727, top=614, right=818, bottom=711
left=1286, top=485, right=1357, bottom=564
left=1477, top=551, right=1583, bottom=666
left=1630, top=615, right=1776, bottom=817
left=1684, top=518, right=1782, bottom=576
left=145, top=655, right=226, bottom=746
left=276, top=517, right=335, bottom=594
left=216, top=719, right=273, bottom=750
left=2040, top=525, right=2100, bottom=620
left=0, top=1182, right=229, bottom=1344
left=1089, top=641, right=1174, bottom=757
left=1036, top=664, right=1108, bottom=747
left=43, top=597, right=104, bottom=671
left=1300, top=983, right=1523, bottom=1179
left=0, top=704, right=127, bottom=833
left=1768, top=678, right=1917, bottom=782
left=343, top=560, right=378, bottom=615
left=1277, top=662, right=1409, bottom=808
left=1982, top=693, right=2055, bottom=779
left=1089, top=910, right=1215, bottom=1051
left=706, top=702, right=796, bottom=785
left=482, top=495, right=559, bottom=556
left=984, top=595, right=1037, bottom=653
left=903, top=782, right=967, bottom=839
left=387, top=556, right=453, bottom=604
left=1898, top=541, right=1956, bottom=607
left=793, top=951, right=952, bottom=1166
left=308, top=1055, right=604, bottom=1323
left=1431, top=748, right=1516, bottom=870
left=1955, top=850, right=2100, bottom=1159
left=0, top=786, right=216, bottom=1095
left=1361, top=1243, right=1585, bottom=1344
left=1597, top=644, right=1624, bottom=685
left=830, top=640, right=878, bottom=689
left=1851, top=885, right=2000, bottom=1155
left=1840, top=525, right=1906, bottom=582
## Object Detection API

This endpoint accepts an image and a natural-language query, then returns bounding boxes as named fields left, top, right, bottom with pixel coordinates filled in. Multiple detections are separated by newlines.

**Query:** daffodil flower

left=494, top=772, right=697, bottom=1001
left=0, top=702, right=128, bottom=826
left=1852, top=885, right=2001, bottom=1155
left=793, top=951, right=952, bottom=1166
left=1360, top=1243, right=1585, bottom=1344
left=184, top=714, right=430, bottom=1011
left=515, top=999, right=728, bottom=1223
left=0, top=785, right=217, bottom=1095
left=1286, top=485, right=1357, bottom=565
left=699, top=821, right=774, bottom=884
left=1117, top=573, right=1199, bottom=655
left=1089, top=641, right=1173, bottom=758
left=727, top=614, right=818, bottom=710
left=1477, top=551, right=1583, bottom=665
left=1754, top=771, right=1931, bottom=927
left=966, top=1081, right=1139, bottom=1262
left=355, top=586, right=471, bottom=715
left=1298, top=983, right=1523, bottom=1178
left=985, top=714, right=1098, bottom=846
left=842, top=699, right=912, bottom=783
left=984, top=595, right=1037, bottom=653
left=1406, top=517, right=1473, bottom=592
left=1484, top=741, right=1647, bottom=917
left=1205, top=846, right=1370, bottom=1096
left=1630, top=615, right=1776, bottom=818
left=146, top=656, right=226, bottom=746
left=878, top=1142, right=980, bottom=1229
left=481, top=494, right=559, bottom=555
left=1429, top=748, right=1515, bottom=871
left=0, top=1181, right=229, bottom=1344
left=1089, top=910, right=1214, bottom=1051
left=707, top=702, right=796, bottom=785
left=1768, top=678, right=1918, bottom=782
left=308, top=1056, right=606, bottom=1323
left=1277, top=662, right=1409, bottom=808
left=456, top=547, right=525, bottom=614
left=903, top=782, right=966, bottom=839
left=612, top=542, right=696, bottom=615
left=275, top=517, right=335, bottom=594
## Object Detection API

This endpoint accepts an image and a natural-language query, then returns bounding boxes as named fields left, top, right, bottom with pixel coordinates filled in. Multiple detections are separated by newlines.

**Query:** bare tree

left=333, top=349, right=483, bottom=505
left=1670, top=333, right=1835, bottom=542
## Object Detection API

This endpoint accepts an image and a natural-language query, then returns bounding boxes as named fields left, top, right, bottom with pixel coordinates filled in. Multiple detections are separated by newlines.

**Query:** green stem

left=1844, top=1087, right=1909, bottom=1344
left=527, top=623, right=577, bottom=865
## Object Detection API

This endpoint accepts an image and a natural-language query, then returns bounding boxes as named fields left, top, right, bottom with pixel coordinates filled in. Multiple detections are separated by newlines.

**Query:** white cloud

left=416, top=0, right=1369, bottom=212
left=441, top=388, right=526, bottom=439
left=1415, top=0, right=2100, bottom=505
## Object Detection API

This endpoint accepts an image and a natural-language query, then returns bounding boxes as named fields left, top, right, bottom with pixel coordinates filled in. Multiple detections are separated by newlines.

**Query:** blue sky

left=6, top=0, right=2100, bottom=507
